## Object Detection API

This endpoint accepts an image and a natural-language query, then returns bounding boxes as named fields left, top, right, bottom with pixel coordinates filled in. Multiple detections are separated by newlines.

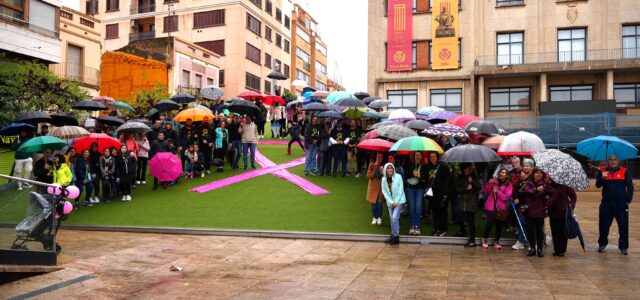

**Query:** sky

left=60, top=0, right=368, bottom=91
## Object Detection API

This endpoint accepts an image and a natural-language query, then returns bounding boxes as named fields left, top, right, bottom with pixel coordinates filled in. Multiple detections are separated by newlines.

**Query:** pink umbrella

left=149, top=152, right=183, bottom=182
left=94, top=96, right=115, bottom=104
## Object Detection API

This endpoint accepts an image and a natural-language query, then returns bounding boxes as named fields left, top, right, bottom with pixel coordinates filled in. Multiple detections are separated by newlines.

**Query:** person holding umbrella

left=426, top=152, right=451, bottom=236
left=381, top=162, right=406, bottom=245
left=150, top=131, right=172, bottom=189
left=522, top=168, right=550, bottom=257
left=482, top=169, right=513, bottom=249
left=136, top=134, right=150, bottom=185
left=547, top=181, right=577, bottom=256
left=198, top=117, right=215, bottom=175
left=510, top=157, right=528, bottom=250
left=453, top=163, right=481, bottom=247
left=33, top=148, right=54, bottom=193
left=239, top=116, right=259, bottom=170
left=596, top=155, right=634, bottom=255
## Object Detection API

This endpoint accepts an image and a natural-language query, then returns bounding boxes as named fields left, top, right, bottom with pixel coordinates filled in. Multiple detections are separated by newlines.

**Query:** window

left=276, top=8, right=282, bottom=22
left=247, top=13, right=261, bottom=36
left=60, top=10, right=73, bottom=20
left=66, top=44, right=82, bottom=81
left=28, top=0, right=56, bottom=36
left=489, top=87, right=530, bottom=111
left=275, top=34, right=282, bottom=47
left=219, top=70, right=225, bottom=86
left=182, top=70, right=190, bottom=87
left=550, top=85, right=593, bottom=101
left=264, top=80, right=272, bottom=94
left=412, top=42, right=417, bottom=69
left=428, top=0, right=461, bottom=10
left=206, top=77, right=214, bottom=86
left=265, top=26, right=272, bottom=41
left=497, top=32, right=523, bottom=65
left=284, top=39, right=290, bottom=53
left=106, top=24, right=118, bottom=39
left=246, top=72, right=261, bottom=91
left=614, top=83, right=640, bottom=108
left=265, top=53, right=272, bottom=68
left=296, top=69, right=310, bottom=83
left=246, top=43, right=261, bottom=64
left=297, top=26, right=311, bottom=43
left=106, top=0, right=118, bottom=11
left=193, top=9, right=225, bottom=28
left=296, top=47, right=311, bottom=71
left=164, top=15, right=178, bottom=32
left=80, top=18, right=94, bottom=28
left=196, top=40, right=224, bottom=56
left=558, top=28, right=586, bottom=62
left=194, top=73, right=203, bottom=89
left=431, top=89, right=462, bottom=111
left=388, top=90, right=418, bottom=111
left=315, top=61, right=327, bottom=76
left=428, top=39, right=462, bottom=67
left=265, top=0, right=272, bottom=14
left=316, top=80, right=326, bottom=91
left=412, top=0, right=417, bottom=13
left=496, top=0, right=523, bottom=6
left=285, top=15, right=290, bottom=29
left=249, top=0, right=261, bottom=8
left=316, top=42, right=327, bottom=56
left=622, top=25, right=640, bottom=59
left=284, top=64, right=290, bottom=77
left=86, top=0, right=99, bottom=15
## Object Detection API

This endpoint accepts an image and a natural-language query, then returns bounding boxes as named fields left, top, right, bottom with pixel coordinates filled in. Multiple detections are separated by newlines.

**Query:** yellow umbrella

left=174, top=108, right=214, bottom=122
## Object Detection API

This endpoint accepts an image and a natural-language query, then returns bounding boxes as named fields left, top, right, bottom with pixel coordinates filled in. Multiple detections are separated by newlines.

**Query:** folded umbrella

left=16, top=111, right=52, bottom=124
left=564, top=204, right=585, bottom=252
left=49, top=126, right=90, bottom=139
left=423, top=123, right=468, bottom=138
left=72, top=100, right=108, bottom=111
left=153, top=100, right=180, bottom=112
left=149, top=152, right=183, bottom=182
left=108, top=101, right=136, bottom=112
left=170, top=93, right=196, bottom=104
left=388, top=109, right=416, bottom=121
left=317, top=110, right=345, bottom=119
left=116, top=122, right=152, bottom=135
left=357, top=138, right=394, bottom=152
left=174, top=108, right=215, bottom=122
left=18, top=136, right=67, bottom=153
left=533, top=149, right=589, bottom=191
left=498, top=131, right=546, bottom=156
left=200, top=85, right=224, bottom=100
left=405, top=120, right=432, bottom=131
left=442, top=144, right=500, bottom=163
left=0, top=123, right=35, bottom=136
left=465, top=120, right=505, bottom=136
left=73, top=133, right=122, bottom=153
left=227, top=99, right=260, bottom=117
left=390, top=136, right=443, bottom=154
left=376, top=124, right=418, bottom=141
left=50, top=113, right=79, bottom=126
left=96, top=116, right=125, bottom=126
left=577, top=135, right=638, bottom=161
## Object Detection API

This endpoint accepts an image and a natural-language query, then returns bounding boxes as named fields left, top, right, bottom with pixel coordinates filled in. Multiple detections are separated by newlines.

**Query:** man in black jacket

left=226, top=115, right=242, bottom=170
left=33, top=148, right=53, bottom=193
left=198, top=117, right=215, bottom=174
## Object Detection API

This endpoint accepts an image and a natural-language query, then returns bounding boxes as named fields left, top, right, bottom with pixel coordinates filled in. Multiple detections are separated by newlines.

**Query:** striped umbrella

left=50, top=126, right=90, bottom=139
left=390, top=136, right=443, bottom=154
left=200, top=85, right=224, bottom=100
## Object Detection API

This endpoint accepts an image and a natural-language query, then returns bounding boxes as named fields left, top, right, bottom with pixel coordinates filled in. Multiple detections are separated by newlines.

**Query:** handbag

left=564, top=204, right=579, bottom=239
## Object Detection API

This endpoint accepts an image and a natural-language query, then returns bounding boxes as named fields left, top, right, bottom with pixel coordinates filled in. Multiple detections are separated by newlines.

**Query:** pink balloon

left=62, top=201, right=73, bottom=214
left=47, top=186, right=62, bottom=195
left=66, top=186, right=80, bottom=199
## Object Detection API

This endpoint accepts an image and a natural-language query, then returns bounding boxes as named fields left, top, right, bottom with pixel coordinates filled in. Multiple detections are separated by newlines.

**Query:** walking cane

left=511, top=201, right=528, bottom=244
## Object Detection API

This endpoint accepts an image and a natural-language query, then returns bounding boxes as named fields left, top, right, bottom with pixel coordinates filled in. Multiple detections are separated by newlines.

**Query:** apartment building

left=290, top=4, right=328, bottom=94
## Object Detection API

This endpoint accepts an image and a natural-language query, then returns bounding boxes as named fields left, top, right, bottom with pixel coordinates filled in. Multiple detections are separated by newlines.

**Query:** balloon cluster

left=47, top=185, right=78, bottom=219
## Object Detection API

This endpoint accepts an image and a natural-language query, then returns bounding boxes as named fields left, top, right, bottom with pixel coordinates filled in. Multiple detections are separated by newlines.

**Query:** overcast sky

left=61, top=0, right=368, bottom=91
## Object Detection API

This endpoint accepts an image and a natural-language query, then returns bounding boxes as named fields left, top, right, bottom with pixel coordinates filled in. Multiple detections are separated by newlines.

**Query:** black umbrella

left=72, top=100, right=108, bottom=111
left=362, top=96, right=381, bottom=105
left=16, top=111, right=52, bottom=124
left=153, top=100, right=180, bottom=112
left=0, top=123, right=35, bottom=135
left=97, top=116, right=125, bottom=126
left=117, top=121, right=151, bottom=134
left=464, top=120, right=505, bottom=136
left=405, top=120, right=432, bottom=131
left=128, top=119, right=153, bottom=127
left=354, top=92, right=370, bottom=100
left=267, top=70, right=288, bottom=80
left=317, top=110, right=345, bottom=120
left=171, top=93, right=196, bottom=104
left=50, top=113, right=79, bottom=126
left=565, top=204, right=586, bottom=252
left=227, top=99, right=260, bottom=116
left=442, top=144, right=500, bottom=163
left=302, top=102, right=329, bottom=112
left=335, top=97, right=366, bottom=108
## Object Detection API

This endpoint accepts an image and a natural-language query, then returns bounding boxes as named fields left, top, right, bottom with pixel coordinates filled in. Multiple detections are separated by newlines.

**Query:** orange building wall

left=100, top=52, right=168, bottom=101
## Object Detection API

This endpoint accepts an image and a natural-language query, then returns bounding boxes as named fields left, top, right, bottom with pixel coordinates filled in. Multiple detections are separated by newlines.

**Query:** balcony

left=130, top=3, right=156, bottom=14
left=50, top=62, right=101, bottom=87
left=474, top=48, right=640, bottom=74
left=129, top=30, right=156, bottom=42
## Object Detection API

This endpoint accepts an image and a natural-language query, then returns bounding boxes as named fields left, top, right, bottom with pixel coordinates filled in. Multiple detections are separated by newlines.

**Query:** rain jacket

left=53, top=163, right=72, bottom=186
left=522, top=179, right=550, bottom=219
left=483, top=179, right=513, bottom=212
left=596, top=166, right=634, bottom=206
left=380, top=163, right=406, bottom=207
left=366, top=162, right=383, bottom=204
left=453, top=171, right=481, bottom=212
left=547, top=182, right=577, bottom=219
left=215, top=127, right=229, bottom=148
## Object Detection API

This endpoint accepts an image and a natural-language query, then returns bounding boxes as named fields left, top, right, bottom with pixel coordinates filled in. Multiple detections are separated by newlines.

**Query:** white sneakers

left=201, top=173, right=205, bottom=178
left=141, top=181, right=146, bottom=184
left=376, top=218, right=382, bottom=225
left=89, top=197, right=100, bottom=204
left=512, top=241, right=525, bottom=250
left=135, top=181, right=141, bottom=185
left=121, top=195, right=132, bottom=201
left=371, top=218, right=377, bottom=225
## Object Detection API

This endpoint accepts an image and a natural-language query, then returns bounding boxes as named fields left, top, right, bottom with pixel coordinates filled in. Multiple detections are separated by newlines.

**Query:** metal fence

left=474, top=48, right=639, bottom=67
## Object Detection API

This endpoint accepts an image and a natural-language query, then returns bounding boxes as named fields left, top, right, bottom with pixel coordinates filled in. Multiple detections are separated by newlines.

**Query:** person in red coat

left=522, top=168, right=550, bottom=257
left=546, top=181, right=577, bottom=257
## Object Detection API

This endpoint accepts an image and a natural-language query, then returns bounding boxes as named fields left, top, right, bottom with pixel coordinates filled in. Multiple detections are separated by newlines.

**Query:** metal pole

left=0, top=174, right=59, bottom=188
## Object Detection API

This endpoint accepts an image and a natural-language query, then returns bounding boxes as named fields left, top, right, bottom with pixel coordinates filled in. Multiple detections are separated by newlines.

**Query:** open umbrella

left=128, top=119, right=153, bottom=127
left=94, top=96, right=114, bottom=104
left=317, top=110, right=345, bottom=119
left=427, top=111, right=459, bottom=123
left=50, top=113, right=78, bottom=126
left=0, top=123, right=35, bottom=136
left=292, top=79, right=308, bottom=88
left=116, top=122, right=152, bottom=135
left=417, top=106, right=444, bottom=116
left=362, top=96, right=382, bottom=105
left=375, top=124, right=418, bottom=141
left=335, top=97, right=366, bottom=108
left=96, top=116, right=125, bottom=126
left=73, top=133, right=122, bottom=153
left=368, top=121, right=398, bottom=130
left=192, top=104, right=213, bottom=113
left=49, top=126, right=90, bottom=139
left=311, top=91, right=330, bottom=99
left=263, top=95, right=285, bottom=106
left=390, top=136, right=443, bottom=154
left=302, top=102, right=329, bottom=112
left=368, top=99, right=392, bottom=109
left=565, top=204, right=586, bottom=252
left=424, top=123, right=468, bottom=138
left=18, top=136, right=67, bottom=153
left=342, top=107, right=368, bottom=119
left=363, top=111, right=386, bottom=120
left=354, top=92, right=370, bottom=100
left=302, top=87, right=316, bottom=93
left=238, top=91, right=265, bottom=102
left=149, top=152, right=183, bottom=182
left=326, top=91, right=353, bottom=104
left=108, top=101, right=136, bottom=112
left=577, top=135, right=638, bottom=161
left=170, top=93, right=196, bottom=104
left=442, top=144, right=500, bottom=163
left=286, top=99, right=304, bottom=108
left=498, top=131, right=546, bottom=156
left=72, top=100, right=108, bottom=111
left=405, top=120, right=432, bottom=131
left=448, top=115, right=481, bottom=128
left=357, top=138, right=394, bottom=152
left=153, top=100, right=180, bottom=112
left=465, top=120, right=505, bottom=136
left=146, top=108, right=160, bottom=117
left=267, top=70, right=288, bottom=80
left=174, top=108, right=215, bottom=122
left=388, top=109, right=416, bottom=121
left=16, top=111, right=52, bottom=124
left=227, top=99, right=260, bottom=117
left=361, top=130, right=380, bottom=141
left=482, top=135, right=505, bottom=149
left=200, top=85, right=224, bottom=100
left=533, top=149, right=589, bottom=191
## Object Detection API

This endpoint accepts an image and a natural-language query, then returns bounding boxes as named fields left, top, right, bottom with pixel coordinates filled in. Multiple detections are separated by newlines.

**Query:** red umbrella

left=263, top=95, right=285, bottom=106
left=149, top=152, right=183, bottom=182
left=357, top=138, right=394, bottom=152
left=361, top=130, right=379, bottom=141
left=448, top=115, right=481, bottom=128
left=73, top=133, right=122, bottom=153
left=238, top=91, right=265, bottom=102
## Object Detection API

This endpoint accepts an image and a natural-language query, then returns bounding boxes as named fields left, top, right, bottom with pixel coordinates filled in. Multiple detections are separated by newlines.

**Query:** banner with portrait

left=431, top=0, right=459, bottom=70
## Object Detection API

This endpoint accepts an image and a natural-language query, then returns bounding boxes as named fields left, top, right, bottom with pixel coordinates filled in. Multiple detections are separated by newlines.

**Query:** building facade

left=368, top=0, right=640, bottom=117
left=290, top=4, right=328, bottom=94
left=85, top=0, right=292, bottom=97
left=50, top=6, right=102, bottom=97
left=327, top=78, right=345, bottom=92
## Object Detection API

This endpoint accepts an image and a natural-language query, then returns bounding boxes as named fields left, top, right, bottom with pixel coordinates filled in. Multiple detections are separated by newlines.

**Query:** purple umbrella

left=427, top=111, right=459, bottom=123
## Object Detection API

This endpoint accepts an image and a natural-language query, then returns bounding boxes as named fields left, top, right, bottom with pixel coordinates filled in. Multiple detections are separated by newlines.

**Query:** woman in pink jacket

left=482, top=168, right=513, bottom=249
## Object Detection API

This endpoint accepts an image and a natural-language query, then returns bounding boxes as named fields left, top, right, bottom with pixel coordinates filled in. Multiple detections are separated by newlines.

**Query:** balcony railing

left=130, top=3, right=156, bottom=14
left=475, top=48, right=640, bottom=67
left=50, top=62, right=101, bottom=87
left=129, top=30, right=156, bottom=42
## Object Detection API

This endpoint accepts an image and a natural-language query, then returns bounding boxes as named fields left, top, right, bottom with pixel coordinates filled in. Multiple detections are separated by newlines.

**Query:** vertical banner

left=387, top=0, right=413, bottom=72
left=431, top=0, right=459, bottom=69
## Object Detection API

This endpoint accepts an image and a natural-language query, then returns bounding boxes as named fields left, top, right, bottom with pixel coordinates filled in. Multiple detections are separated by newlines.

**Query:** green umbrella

left=146, top=108, right=160, bottom=117
left=109, top=101, right=135, bottom=112
left=390, top=136, right=444, bottom=154
left=363, top=111, right=386, bottom=120
left=18, top=136, right=67, bottom=153
left=342, top=107, right=368, bottom=119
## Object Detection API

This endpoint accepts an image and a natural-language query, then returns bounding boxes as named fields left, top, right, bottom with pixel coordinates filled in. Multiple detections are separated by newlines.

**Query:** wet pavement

left=2, top=192, right=640, bottom=299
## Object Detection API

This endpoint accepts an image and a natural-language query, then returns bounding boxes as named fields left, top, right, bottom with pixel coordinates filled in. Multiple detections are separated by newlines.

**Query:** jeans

left=388, top=203, right=403, bottom=237
left=186, top=162, right=195, bottom=173
left=13, top=158, right=33, bottom=188
left=136, top=157, right=148, bottom=182
left=242, top=143, right=257, bottom=168
left=332, top=147, right=347, bottom=175
left=510, top=200, right=527, bottom=244
left=231, top=141, right=243, bottom=168
left=78, top=180, right=93, bottom=203
left=406, top=187, right=425, bottom=226
left=305, top=144, right=318, bottom=173
left=550, top=217, right=568, bottom=254
left=371, top=197, right=383, bottom=219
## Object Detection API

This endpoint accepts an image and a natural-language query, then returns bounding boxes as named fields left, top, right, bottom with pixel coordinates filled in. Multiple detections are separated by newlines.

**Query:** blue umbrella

left=303, top=91, right=313, bottom=99
left=302, top=86, right=317, bottom=93
left=317, top=110, right=345, bottom=119
left=326, top=91, right=354, bottom=104
left=0, top=123, right=35, bottom=136
left=577, top=135, right=638, bottom=161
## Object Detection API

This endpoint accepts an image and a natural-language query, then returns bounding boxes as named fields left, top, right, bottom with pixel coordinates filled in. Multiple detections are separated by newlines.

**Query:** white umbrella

left=200, top=85, right=224, bottom=100
left=292, top=79, right=308, bottom=88
left=387, top=109, right=416, bottom=121
left=497, top=131, right=546, bottom=156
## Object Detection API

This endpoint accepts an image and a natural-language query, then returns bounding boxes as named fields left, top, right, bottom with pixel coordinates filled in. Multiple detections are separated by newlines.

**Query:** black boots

left=384, top=235, right=393, bottom=243
left=390, top=235, right=400, bottom=245
left=527, top=249, right=536, bottom=256
left=537, top=249, right=544, bottom=257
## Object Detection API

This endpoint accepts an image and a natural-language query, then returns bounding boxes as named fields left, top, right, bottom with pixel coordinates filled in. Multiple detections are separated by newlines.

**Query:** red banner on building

left=387, top=0, right=413, bottom=72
